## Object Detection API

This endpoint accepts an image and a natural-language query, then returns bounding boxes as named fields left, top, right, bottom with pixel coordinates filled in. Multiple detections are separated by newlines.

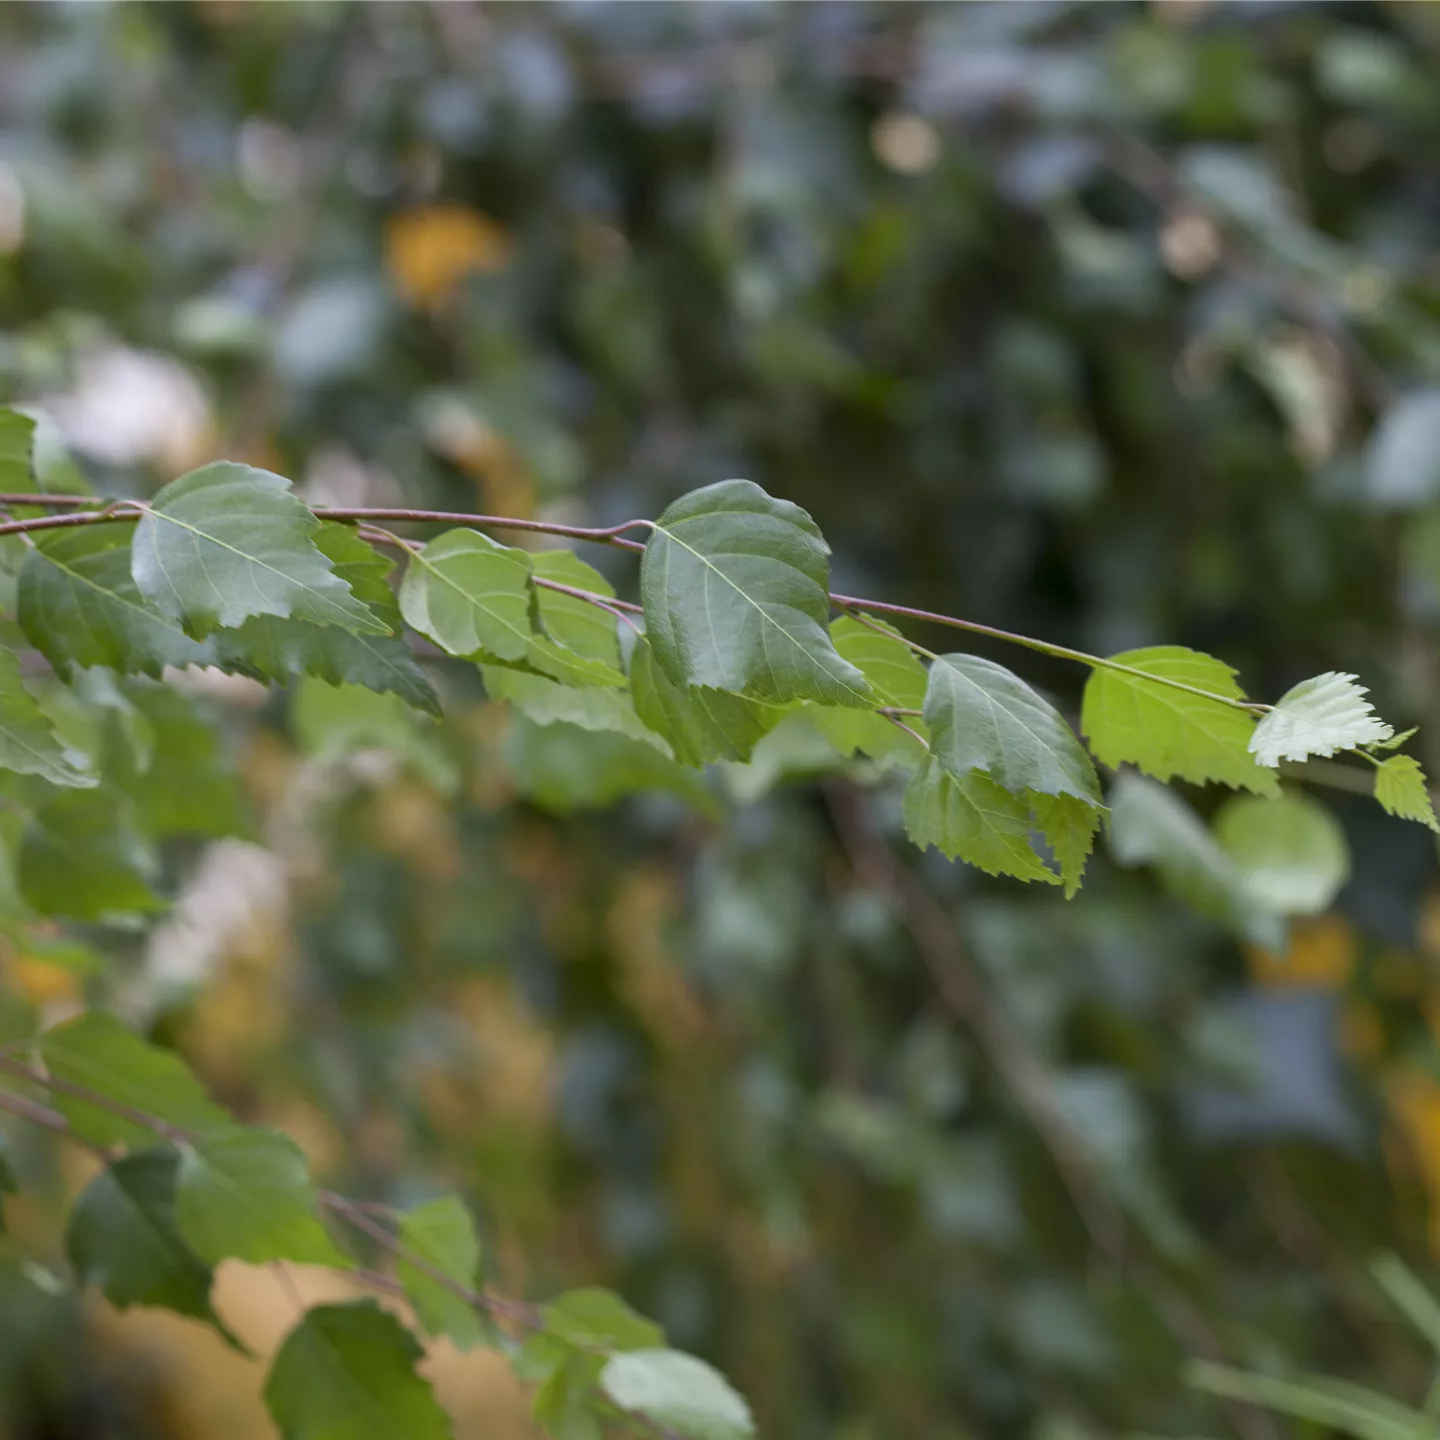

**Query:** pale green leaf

left=1214, top=792, right=1350, bottom=916
left=1249, top=671, right=1394, bottom=765
left=0, top=649, right=96, bottom=789
left=600, top=1349, right=754, bottom=1440
left=19, top=526, right=214, bottom=679
left=1081, top=646, right=1278, bottom=795
left=810, top=617, right=928, bottom=768
left=397, top=1196, right=485, bottom=1350
left=1106, top=772, right=1283, bottom=948
left=1368, top=726, right=1418, bottom=753
left=505, top=717, right=717, bottom=815
left=1374, top=754, right=1439, bottom=831
left=526, top=551, right=626, bottom=686
left=1031, top=792, right=1103, bottom=899
left=1188, top=1361, right=1424, bottom=1440
left=481, top=667, right=667, bottom=751
left=132, top=463, right=387, bottom=638
left=903, top=759, right=1060, bottom=884
left=66, top=1148, right=237, bottom=1344
left=38, top=1012, right=230, bottom=1150
left=640, top=480, right=871, bottom=707
left=264, top=1301, right=452, bottom=1440
left=399, top=527, right=538, bottom=662
left=177, top=1126, right=351, bottom=1267
left=925, top=653, right=1099, bottom=803
left=19, top=790, right=161, bottom=921
left=629, top=636, right=783, bottom=767
left=543, top=1288, right=664, bottom=1352
left=212, top=523, right=439, bottom=715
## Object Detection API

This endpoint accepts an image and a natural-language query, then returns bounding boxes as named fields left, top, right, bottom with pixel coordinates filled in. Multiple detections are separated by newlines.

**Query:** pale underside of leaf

left=1249, top=671, right=1394, bottom=766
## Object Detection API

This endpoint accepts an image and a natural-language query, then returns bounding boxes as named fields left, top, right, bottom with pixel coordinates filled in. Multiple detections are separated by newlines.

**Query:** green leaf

left=505, top=717, right=718, bottom=815
left=399, top=527, right=538, bottom=662
left=66, top=1148, right=238, bottom=1344
left=0, top=409, right=35, bottom=493
left=1374, top=754, right=1439, bottom=830
left=109, top=684, right=248, bottom=839
left=291, top=678, right=458, bottom=794
left=1368, top=726, right=1419, bottom=753
left=903, top=759, right=1060, bottom=884
left=543, top=1288, right=664, bottom=1352
left=0, top=1133, right=15, bottom=1231
left=1214, top=792, right=1350, bottom=916
left=639, top=480, right=871, bottom=707
left=212, top=523, right=439, bottom=715
left=1249, top=671, right=1394, bottom=765
left=1032, top=792, right=1103, bottom=899
left=810, top=617, right=928, bottom=768
left=38, top=1012, right=231, bottom=1150
left=397, top=1196, right=485, bottom=1350
left=630, top=636, right=783, bottom=766
left=19, top=527, right=214, bottom=679
left=176, top=1125, right=351, bottom=1267
left=0, top=649, right=96, bottom=789
left=19, top=790, right=161, bottom=921
left=600, top=1349, right=754, bottom=1440
left=1081, top=647, right=1278, bottom=795
left=1106, top=772, right=1283, bottom=948
left=526, top=551, right=626, bottom=687
left=132, top=463, right=387, bottom=639
left=481, top=667, right=667, bottom=751
left=924, top=653, right=1100, bottom=803
left=264, top=1301, right=452, bottom=1440
left=1187, top=1361, right=1423, bottom=1440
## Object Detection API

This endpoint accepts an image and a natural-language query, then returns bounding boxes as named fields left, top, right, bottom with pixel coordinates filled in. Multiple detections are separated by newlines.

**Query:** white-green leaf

left=1374, top=754, right=1439, bottom=831
left=925, top=653, right=1099, bottom=803
left=1082, top=647, right=1278, bottom=795
left=1250, top=671, right=1394, bottom=765
left=0, top=649, right=96, bottom=788
left=1106, top=772, right=1283, bottom=948
left=640, top=480, right=871, bottom=707
left=132, top=463, right=387, bottom=638
left=1364, top=389, right=1440, bottom=509
left=39, top=1012, right=230, bottom=1150
left=481, top=667, right=668, bottom=751
left=601, top=1349, right=754, bottom=1440
left=1032, top=792, right=1103, bottom=899
left=630, top=637, right=784, bottom=767
left=176, top=1126, right=351, bottom=1267
left=903, top=759, right=1059, bottom=884
left=1214, top=792, right=1350, bottom=916
left=399, top=527, right=538, bottom=662
left=264, top=1301, right=452, bottom=1440
left=19, top=527, right=215, bottom=679
left=397, top=1196, right=485, bottom=1350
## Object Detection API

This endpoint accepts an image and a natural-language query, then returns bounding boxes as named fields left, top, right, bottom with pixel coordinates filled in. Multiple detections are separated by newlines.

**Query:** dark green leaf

left=924, top=653, right=1100, bottom=803
left=66, top=1148, right=241, bottom=1347
left=264, top=1301, right=452, bottom=1440
left=132, top=463, right=387, bottom=638
left=639, top=480, right=871, bottom=707
left=19, top=526, right=213, bottom=678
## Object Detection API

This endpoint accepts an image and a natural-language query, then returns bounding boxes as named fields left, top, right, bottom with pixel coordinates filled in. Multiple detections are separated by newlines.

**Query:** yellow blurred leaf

left=1246, top=912, right=1355, bottom=988
left=386, top=205, right=513, bottom=308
